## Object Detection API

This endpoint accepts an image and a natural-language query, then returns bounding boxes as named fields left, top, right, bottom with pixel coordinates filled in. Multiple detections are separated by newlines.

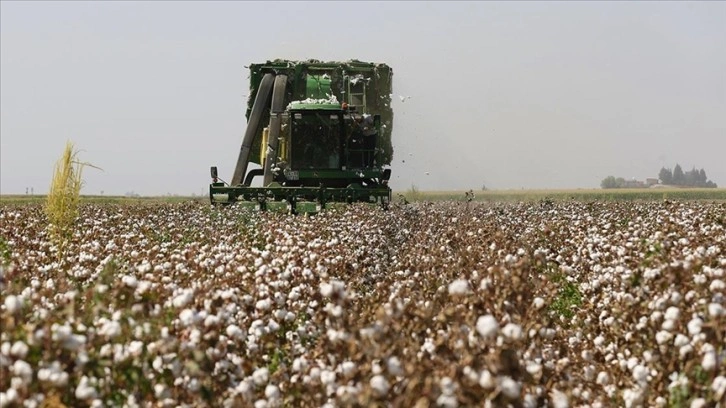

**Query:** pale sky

left=2, top=1, right=725, bottom=195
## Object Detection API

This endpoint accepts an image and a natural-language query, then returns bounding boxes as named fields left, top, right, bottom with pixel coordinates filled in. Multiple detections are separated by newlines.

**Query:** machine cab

left=273, top=102, right=381, bottom=187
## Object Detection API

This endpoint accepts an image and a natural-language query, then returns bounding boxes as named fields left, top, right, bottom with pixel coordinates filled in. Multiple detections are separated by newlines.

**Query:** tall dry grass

left=45, top=141, right=99, bottom=260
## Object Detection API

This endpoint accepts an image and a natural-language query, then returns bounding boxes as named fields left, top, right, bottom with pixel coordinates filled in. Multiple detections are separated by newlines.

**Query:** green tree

left=698, top=169, right=707, bottom=184
left=673, top=164, right=684, bottom=185
left=601, top=176, right=618, bottom=189
left=659, top=167, right=673, bottom=185
left=684, top=166, right=698, bottom=186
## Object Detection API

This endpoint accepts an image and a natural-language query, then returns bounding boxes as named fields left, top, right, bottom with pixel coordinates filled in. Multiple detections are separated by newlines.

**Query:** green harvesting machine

left=209, top=59, right=394, bottom=212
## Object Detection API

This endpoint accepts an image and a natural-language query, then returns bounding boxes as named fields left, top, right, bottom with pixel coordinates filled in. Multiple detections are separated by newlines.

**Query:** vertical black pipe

left=263, top=75, right=288, bottom=186
left=231, top=73, right=275, bottom=186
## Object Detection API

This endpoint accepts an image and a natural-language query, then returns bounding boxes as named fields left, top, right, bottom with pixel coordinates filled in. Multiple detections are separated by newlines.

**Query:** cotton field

left=0, top=200, right=724, bottom=407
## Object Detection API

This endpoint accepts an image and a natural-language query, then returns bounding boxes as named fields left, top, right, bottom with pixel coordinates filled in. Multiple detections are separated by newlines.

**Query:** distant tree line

left=658, top=164, right=717, bottom=188
left=600, top=176, right=636, bottom=189
left=601, top=164, right=717, bottom=189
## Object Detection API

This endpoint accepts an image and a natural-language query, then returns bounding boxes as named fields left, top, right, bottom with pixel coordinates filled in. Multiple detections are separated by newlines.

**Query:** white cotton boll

left=179, top=309, right=196, bottom=326
left=154, top=384, right=169, bottom=399
left=128, top=341, right=144, bottom=357
left=98, top=320, right=122, bottom=339
left=12, top=360, right=32, bottom=383
left=172, top=290, right=194, bottom=308
left=476, top=315, right=499, bottom=338
left=436, top=394, right=458, bottom=408
left=498, top=376, right=521, bottom=400
left=708, top=303, right=724, bottom=317
left=10, top=341, right=28, bottom=359
left=623, top=387, right=644, bottom=408
left=0, top=389, right=18, bottom=406
left=252, top=367, right=270, bottom=386
left=679, top=344, right=693, bottom=360
left=523, top=394, right=538, bottom=408
left=264, top=384, right=280, bottom=400
left=320, top=283, right=334, bottom=297
left=526, top=362, right=542, bottom=378
left=702, top=350, right=717, bottom=371
left=204, top=315, right=220, bottom=327
left=254, top=400, right=268, bottom=408
left=690, top=398, right=706, bottom=408
left=235, top=380, right=252, bottom=396
left=340, top=361, right=356, bottom=378
left=626, top=358, right=638, bottom=371
left=549, top=389, right=568, bottom=408
left=448, top=279, right=471, bottom=295
left=273, top=309, right=286, bottom=321
left=655, top=331, right=673, bottom=345
left=326, top=328, right=349, bottom=343
left=533, top=297, right=545, bottom=310
left=386, top=356, right=403, bottom=376
left=121, top=275, right=138, bottom=288
left=440, top=377, right=456, bottom=395
left=75, top=376, right=98, bottom=400
left=292, top=357, right=308, bottom=373
left=370, top=375, right=389, bottom=397
left=320, top=370, right=336, bottom=385
left=632, top=365, right=649, bottom=385
left=463, top=366, right=478, bottom=383
left=502, top=323, right=523, bottom=340
left=710, top=279, right=725, bottom=291
left=319, top=280, right=346, bottom=298
left=596, top=371, right=609, bottom=385
left=593, top=336, right=605, bottom=347
left=661, top=319, right=676, bottom=331
left=256, top=298, right=272, bottom=311
left=4, top=295, right=22, bottom=314
left=674, top=334, right=689, bottom=347
left=540, top=328, right=556, bottom=339
left=712, top=376, right=726, bottom=401
left=687, top=318, right=703, bottom=335
left=664, top=307, right=680, bottom=321
left=324, top=303, right=344, bottom=318
left=479, top=369, right=495, bottom=389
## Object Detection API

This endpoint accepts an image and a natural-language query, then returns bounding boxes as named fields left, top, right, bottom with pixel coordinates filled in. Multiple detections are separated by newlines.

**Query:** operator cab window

left=291, top=111, right=342, bottom=170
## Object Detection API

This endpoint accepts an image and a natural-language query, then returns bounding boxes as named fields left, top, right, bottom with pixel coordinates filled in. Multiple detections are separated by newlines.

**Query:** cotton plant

left=0, top=200, right=724, bottom=406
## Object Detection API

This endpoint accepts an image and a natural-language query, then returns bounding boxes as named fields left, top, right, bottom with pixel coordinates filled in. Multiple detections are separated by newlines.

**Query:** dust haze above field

left=1, top=1, right=725, bottom=196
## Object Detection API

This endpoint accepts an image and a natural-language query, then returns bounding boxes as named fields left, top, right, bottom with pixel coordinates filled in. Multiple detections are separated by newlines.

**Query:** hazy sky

left=2, top=1, right=725, bottom=195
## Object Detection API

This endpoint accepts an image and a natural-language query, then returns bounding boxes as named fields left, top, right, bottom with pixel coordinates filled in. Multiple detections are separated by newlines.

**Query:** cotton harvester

left=209, top=59, right=393, bottom=212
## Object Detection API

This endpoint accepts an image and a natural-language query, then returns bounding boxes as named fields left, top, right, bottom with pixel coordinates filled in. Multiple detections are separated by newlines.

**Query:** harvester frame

left=209, top=59, right=394, bottom=212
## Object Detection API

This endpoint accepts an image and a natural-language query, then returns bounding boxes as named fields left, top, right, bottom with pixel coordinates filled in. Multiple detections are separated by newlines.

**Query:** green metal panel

left=306, top=75, right=333, bottom=99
